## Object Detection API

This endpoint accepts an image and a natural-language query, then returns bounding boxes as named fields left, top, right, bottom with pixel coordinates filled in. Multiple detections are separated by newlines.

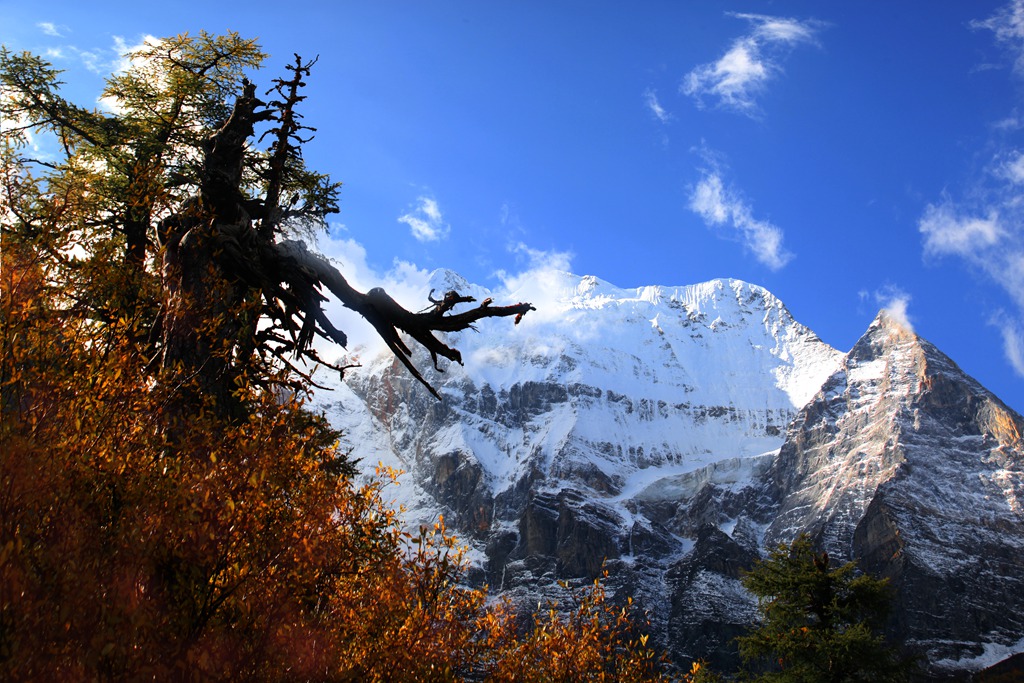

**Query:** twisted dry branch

left=275, top=241, right=535, bottom=399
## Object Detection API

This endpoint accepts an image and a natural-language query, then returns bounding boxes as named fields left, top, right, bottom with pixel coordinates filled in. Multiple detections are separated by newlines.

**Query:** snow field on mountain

left=319, top=272, right=846, bottom=515
left=315, top=269, right=1024, bottom=676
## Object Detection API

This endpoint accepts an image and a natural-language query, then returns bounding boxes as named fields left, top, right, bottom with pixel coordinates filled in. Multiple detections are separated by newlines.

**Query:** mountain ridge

left=313, top=272, right=1024, bottom=677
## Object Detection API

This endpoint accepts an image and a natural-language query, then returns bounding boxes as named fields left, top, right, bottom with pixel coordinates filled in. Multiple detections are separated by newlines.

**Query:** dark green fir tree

left=736, top=534, right=914, bottom=683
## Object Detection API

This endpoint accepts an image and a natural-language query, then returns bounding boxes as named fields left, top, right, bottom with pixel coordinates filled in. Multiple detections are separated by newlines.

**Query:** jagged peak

left=846, top=309, right=923, bottom=364
left=426, top=268, right=474, bottom=295
left=871, top=308, right=917, bottom=338
left=838, top=309, right=1024, bottom=439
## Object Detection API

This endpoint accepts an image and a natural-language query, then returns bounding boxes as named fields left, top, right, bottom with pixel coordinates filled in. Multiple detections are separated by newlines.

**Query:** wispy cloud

left=921, top=171, right=1024, bottom=309
left=688, top=157, right=792, bottom=270
left=972, top=0, right=1024, bottom=75
left=313, top=234, right=575, bottom=358
left=682, top=12, right=824, bottom=116
left=875, top=285, right=915, bottom=333
left=40, top=34, right=161, bottom=84
left=37, top=22, right=67, bottom=38
left=504, top=242, right=574, bottom=277
left=1001, top=150, right=1024, bottom=182
left=992, top=311, right=1024, bottom=376
left=643, top=88, right=671, bottom=123
left=494, top=243, right=576, bottom=325
left=994, top=110, right=1024, bottom=131
left=914, top=1, right=1024, bottom=377
left=918, top=187, right=1024, bottom=306
left=93, top=36, right=164, bottom=113
left=919, top=202, right=1005, bottom=259
left=917, top=160, right=1024, bottom=375
left=312, top=235, right=433, bottom=359
left=398, top=196, right=450, bottom=242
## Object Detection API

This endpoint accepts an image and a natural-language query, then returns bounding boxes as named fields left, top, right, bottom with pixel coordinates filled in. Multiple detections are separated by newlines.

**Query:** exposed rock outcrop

left=315, top=274, right=1024, bottom=678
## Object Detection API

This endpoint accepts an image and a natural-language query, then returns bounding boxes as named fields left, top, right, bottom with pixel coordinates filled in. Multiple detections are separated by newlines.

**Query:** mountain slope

left=763, top=312, right=1024, bottom=672
left=315, top=271, right=839, bottom=535
left=313, top=272, right=1024, bottom=677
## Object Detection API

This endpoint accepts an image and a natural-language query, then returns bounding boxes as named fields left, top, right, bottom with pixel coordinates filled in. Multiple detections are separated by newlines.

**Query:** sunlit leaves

left=479, top=574, right=679, bottom=683
left=1, top=239, right=677, bottom=680
left=1, top=32, right=671, bottom=682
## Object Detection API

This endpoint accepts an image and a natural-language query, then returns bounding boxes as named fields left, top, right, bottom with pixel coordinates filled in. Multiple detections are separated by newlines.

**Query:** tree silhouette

left=1, top=35, right=532, bottom=414
left=0, top=34, right=684, bottom=681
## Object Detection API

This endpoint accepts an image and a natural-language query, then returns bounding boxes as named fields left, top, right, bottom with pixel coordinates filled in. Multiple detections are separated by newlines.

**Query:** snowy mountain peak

left=318, top=269, right=844, bottom=516
left=760, top=307, right=1024, bottom=671
left=557, top=276, right=782, bottom=318
left=873, top=307, right=916, bottom=335
left=426, top=268, right=487, bottom=301
left=314, top=268, right=1024, bottom=677
left=845, top=309, right=919, bottom=361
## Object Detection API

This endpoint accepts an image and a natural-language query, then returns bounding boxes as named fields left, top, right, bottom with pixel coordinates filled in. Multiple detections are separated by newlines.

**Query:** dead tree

left=159, top=57, right=534, bottom=406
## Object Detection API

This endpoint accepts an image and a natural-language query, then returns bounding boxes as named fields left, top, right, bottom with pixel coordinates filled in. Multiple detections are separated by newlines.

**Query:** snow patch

left=931, top=636, right=1024, bottom=673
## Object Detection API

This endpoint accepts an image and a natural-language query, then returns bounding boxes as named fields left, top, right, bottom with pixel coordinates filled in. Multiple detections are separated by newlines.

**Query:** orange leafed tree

left=1, top=34, right=682, bottom=681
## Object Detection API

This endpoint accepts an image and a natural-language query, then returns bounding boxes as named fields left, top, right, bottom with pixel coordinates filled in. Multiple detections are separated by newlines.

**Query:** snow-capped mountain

left=763, top=312, right=1024, bottom=674
left=312, top=270, right=1024, bottom=678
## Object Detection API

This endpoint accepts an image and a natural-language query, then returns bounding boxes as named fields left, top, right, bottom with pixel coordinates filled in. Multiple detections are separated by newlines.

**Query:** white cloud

left=64, top=35, right=161, bottom=85
left=95, top=37, right=162, bottom=113
left=643, top=88, right=671, bottom=123
left=874, top=286, right=915, bottom=333
left=690, top=172, right=730, bottom=224
left=920, top=3, right=1024, bottom=376
left=493, top=243, right=576, bottom=325
left=75, top=49, right=107, bottom=74
left=683, top=40, right=766, bottom=115
left=310, top=233, right=434, bottom=361
left=994, top=312, right=1024, bottom=377
left=310, top=233, right=576, bottom=362
left=917, top=165, right=1024, bottom=372
left=994, top=111, right=1024, bottom=130
left=503, top=242, right=573, bottom=277
left=972, top=0, right=1024, bottom=76
left=398, top=195, right=450, bottom=242
left=741, top=13, right=819, bottom=44
left=688, top=166, right=793, bottom=270
left=919, top=202, right=1005, bottom=258
left=682, top=12, right=823, bottom=115
left=37, top=22, right=66, bottom=38
left=1002, top=151, right=1024, bottom=184
left=0, top=91, right=51, bottom=159
left=917, top=193, right=1024, bottom=311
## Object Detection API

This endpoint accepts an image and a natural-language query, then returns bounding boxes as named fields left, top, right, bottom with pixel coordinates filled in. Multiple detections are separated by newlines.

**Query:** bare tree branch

left=160, top=55, right=534, bottom=403
left=275, top=240, right=535, bottom=399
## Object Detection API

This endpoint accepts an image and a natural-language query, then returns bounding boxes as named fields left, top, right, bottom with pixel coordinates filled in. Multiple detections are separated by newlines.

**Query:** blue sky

left=6, top=2, right=1024, bottom=411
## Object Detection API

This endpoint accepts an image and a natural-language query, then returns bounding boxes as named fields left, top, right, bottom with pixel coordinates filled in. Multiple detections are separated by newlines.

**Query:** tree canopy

left=1, top=32, right=533, bottom=407
left=0, top=33, right=686, bottom=681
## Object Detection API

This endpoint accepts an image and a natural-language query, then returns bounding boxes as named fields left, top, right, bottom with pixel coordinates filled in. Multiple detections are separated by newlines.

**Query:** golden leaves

left=1, top=42, right=671, bottom=681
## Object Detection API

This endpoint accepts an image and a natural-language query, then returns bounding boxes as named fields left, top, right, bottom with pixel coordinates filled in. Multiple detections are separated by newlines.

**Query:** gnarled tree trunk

left=158, top=72, right=534, bottom=434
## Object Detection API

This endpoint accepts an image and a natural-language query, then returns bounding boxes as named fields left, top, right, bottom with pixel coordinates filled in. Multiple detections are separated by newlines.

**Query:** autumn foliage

left=1, top=34, right=679, bottom=681
left=1, top=233, right=678, bottom=682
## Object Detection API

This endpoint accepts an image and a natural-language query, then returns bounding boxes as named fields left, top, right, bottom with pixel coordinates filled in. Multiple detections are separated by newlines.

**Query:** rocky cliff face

left=761, top=313, right=1024, bottom=674
left=313, top=272, right=1024, bottom=678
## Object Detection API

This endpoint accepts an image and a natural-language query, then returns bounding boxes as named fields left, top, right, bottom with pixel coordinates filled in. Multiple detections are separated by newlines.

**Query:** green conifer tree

left=736, top=534, right=913, bottom=683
